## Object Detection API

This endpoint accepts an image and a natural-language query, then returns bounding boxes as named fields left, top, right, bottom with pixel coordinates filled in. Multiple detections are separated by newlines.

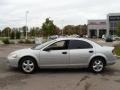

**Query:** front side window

left=32, top=40, right=56, bottom=50
left=68, top=40, right=93, bottom=49
left=44, top=40, right=68, bottom=51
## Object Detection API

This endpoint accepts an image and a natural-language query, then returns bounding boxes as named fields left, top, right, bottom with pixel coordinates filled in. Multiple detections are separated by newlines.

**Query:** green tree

left=2, top=27, right=11, bottom=37
left=63, top=25, right=74, bottom=35
left=41, top=18, right=56, bottom=36
left=10, top=31, right=15, bottom=39
left=16, top=30, right=21, bottom=39
left=0, top=30, right=1, bottom=37
left=54, top=25, right=60, bottom=35
left=117, top=21, right=120, bottom=36
left=10, top=28, right=21, bottom=39
left=35, top=27, right=40, bottom=37
left=63, top=25, right=87, bottom=36
left=30, top=27, right=36, bottom=37
left=77, top=24, right=87, bottom=37
left=22, top=26, right=28, bottom=37
left=30, top=27, right=41, bottom=37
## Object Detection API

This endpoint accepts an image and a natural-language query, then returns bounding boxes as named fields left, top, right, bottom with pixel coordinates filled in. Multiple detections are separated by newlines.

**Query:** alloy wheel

left=92, top=60, right=104, bottom=72
left=22, top=60, right=35, bottom=73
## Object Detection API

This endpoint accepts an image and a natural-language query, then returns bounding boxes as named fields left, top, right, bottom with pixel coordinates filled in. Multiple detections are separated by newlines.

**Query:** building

left=87, top=20, right=107, bottom=38
left=88, top=13, right=120, bottom=38
left=107, top=13, right=120, bottom=35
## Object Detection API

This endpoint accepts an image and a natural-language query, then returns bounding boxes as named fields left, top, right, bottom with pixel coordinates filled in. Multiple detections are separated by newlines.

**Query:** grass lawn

left=0, top=37, right=9, bottom=40
left=115, top=45, right=120, bottom=56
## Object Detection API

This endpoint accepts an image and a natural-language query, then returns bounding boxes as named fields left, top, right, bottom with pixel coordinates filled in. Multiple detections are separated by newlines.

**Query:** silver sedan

left=7, top=38, right=116, bottom=74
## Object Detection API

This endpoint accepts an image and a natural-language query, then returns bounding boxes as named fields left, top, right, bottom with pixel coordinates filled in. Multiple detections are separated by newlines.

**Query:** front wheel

left=19, top=57, right=38, bottom=74
left=89, top=58, right=105, bottom=73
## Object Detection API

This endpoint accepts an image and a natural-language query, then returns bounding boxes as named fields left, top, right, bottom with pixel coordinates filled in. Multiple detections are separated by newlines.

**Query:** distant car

left=68, top=34, right=80, bottom=38
left=7, top=38, right=116, bottom=74
left=84, top=35, right=88, bottom=38
left=48, top=35, right=59, bottom=40
left=35, top=38, right=43, bottom=44
left=72, top=34, right=80, bottom=38
left=105, top=35, right=113, bottom=42
left=102, top=34, right=106, bottom=39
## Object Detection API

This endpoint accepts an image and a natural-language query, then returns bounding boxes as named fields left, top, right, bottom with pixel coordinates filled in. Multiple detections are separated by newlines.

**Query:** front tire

left=89, top=57, right=105, bottom=73
left=19, top=57, right=38, bottom=74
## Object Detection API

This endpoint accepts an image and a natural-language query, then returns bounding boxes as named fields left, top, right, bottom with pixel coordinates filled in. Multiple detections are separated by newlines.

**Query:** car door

left=39, top=40, right=69, bottom=67
left=68, top=40, right=94, bottom=66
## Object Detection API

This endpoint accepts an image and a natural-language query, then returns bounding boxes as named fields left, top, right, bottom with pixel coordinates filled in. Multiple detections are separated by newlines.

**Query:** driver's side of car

left=39, top=40, right=70, bottom=68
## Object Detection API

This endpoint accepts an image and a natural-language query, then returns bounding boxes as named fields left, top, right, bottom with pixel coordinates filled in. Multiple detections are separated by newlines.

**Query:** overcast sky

left=0, top=0, right=120, bottom=29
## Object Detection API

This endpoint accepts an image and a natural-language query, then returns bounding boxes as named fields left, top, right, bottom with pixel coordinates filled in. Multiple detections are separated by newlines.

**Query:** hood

left=9, top=48, right=32, bottom=55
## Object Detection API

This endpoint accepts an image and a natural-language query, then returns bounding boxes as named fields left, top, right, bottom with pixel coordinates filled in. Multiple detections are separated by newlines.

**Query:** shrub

left=18, top=39, right=33, bottom=44
left=10, top=41, right=15, bottom=44
left=2, top=38, right=10, bottom=44
left=32, top=40, right=35, bottom=44
left=10, top=31, right=15, bottom=39
left=16, top=31, right=21, bottom=39
left=24, top=39, right=33, bottom=44
left=18, top=40, right=24, bottom=44
left=115, top=44, right=120, bottom=56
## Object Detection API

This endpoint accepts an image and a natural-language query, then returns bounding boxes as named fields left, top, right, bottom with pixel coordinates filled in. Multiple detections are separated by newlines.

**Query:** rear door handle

left=89, top=50, right=94, bottom=53
left=62, top=52, right=67, bottom=54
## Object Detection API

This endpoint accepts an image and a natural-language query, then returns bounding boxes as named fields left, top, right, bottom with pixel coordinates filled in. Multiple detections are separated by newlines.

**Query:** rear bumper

left=107, top=55, right=117, bottom=65
left=107, top=60, right=116, bottom=65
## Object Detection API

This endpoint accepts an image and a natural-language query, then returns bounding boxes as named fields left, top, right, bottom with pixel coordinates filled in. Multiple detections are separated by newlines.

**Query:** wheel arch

left=89, top=55, right=107, bottom=66
left=18, top=56, right=39, bottom=68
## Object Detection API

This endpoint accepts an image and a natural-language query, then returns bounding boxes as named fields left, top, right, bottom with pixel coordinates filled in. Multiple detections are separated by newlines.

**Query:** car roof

left=55, top=37, right=88, bottom=41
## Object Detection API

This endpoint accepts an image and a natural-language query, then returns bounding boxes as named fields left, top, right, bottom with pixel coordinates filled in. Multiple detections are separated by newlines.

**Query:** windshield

left=31, top=40, right=56, bottom=50
left=106, top=35, right=112, bottom=38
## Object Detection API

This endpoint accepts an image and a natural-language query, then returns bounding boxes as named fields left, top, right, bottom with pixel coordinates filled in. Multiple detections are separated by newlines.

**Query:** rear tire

left=19, top=57, right=38, bottom=74
left=89, top=57, right=105, bottom=73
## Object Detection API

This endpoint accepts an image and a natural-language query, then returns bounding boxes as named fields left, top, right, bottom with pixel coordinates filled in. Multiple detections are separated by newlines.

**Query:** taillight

left=112, top=49, right=116, bottom=55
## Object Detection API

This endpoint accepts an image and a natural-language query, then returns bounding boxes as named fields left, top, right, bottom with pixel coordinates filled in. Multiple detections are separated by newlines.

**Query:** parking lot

left=0, top=40, right=120, bottom=90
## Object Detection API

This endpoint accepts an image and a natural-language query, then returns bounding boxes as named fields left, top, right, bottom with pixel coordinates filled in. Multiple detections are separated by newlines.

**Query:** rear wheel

left=19, top=57, right=38, bottom=74
left=89, top=57, right=105, bottom=73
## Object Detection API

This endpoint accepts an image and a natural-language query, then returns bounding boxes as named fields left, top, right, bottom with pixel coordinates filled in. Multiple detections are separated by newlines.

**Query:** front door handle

left=62, top=52, right=67, bottom=54
left=89, top=50, right=94, bottom=53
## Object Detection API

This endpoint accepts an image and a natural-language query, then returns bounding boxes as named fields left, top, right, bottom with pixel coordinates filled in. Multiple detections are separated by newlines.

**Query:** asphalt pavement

left=0, top=40, right=120, bottom=90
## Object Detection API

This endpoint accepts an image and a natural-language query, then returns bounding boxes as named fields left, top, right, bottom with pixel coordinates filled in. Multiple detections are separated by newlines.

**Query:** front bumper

left=7, top=57, right=18, bottom=68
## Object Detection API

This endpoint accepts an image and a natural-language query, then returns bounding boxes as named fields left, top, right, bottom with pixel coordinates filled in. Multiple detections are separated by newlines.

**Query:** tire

left=89, top=57, right=105, bottom=73
left=19, top=57, right=38, bottom=74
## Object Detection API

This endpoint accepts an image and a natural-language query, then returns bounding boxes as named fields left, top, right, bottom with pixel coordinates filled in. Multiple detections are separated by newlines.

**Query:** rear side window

left=68, top=40, right=93, bottom=49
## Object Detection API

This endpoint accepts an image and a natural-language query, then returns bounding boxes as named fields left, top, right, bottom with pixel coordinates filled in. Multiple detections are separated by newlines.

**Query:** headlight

left=11, top=54, right=17, bottom=58
left=8, top=53, right=18, bottom=59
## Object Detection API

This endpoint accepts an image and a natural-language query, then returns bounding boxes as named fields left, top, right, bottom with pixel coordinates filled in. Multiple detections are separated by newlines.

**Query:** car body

left=102, top=34, right=106, bottom=39
left=7, top=38, right=116, bottom=73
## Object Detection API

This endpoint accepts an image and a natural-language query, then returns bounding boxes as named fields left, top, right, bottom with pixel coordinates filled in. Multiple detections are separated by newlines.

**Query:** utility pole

left=25, top=11, right=29, bottom=39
